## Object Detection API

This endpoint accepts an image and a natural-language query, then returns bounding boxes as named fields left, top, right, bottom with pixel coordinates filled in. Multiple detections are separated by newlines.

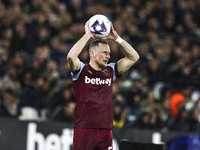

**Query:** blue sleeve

left=107, top=63, right=118, bottom=81
left=71, top=62, right=85, bottom=81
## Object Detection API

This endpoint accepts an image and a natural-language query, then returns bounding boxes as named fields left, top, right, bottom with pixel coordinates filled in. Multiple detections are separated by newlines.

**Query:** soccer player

left=67, top=20, right=140, bottom=150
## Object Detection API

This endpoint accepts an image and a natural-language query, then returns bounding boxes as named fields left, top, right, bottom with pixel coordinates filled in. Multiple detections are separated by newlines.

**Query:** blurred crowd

left=0, top=0, right=200, bottom=133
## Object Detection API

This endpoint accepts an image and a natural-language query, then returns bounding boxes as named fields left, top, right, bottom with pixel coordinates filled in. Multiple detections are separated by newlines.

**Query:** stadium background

left=0, top=0, right=200, bottom=149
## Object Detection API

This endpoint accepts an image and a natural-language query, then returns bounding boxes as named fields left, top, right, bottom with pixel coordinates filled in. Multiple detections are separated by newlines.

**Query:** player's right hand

left=85, top=20, right=95, bottom=39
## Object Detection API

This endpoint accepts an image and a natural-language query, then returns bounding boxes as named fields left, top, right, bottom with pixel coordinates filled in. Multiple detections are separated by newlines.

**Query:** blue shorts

left=72, top=128, right=113, bottom=150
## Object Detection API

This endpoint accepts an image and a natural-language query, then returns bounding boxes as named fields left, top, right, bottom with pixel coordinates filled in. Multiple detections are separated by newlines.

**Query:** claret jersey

left=71, top=62, right=120, bottom=129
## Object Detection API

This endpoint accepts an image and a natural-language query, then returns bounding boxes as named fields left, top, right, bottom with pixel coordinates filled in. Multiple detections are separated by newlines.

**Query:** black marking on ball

left=91, top=20, right=107, bottom=35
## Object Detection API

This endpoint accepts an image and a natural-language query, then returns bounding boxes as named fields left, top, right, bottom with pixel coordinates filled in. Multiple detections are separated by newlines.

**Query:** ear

left=90, top=50, right=96, bottom=57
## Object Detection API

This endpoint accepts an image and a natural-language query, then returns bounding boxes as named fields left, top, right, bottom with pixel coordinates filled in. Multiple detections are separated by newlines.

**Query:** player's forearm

left=116, top=39, right=140, bottom=74
left=67, top=33, right=92, bottom=61
left=67, top=33, right=92, bottom=73
left=119, top=40, right=140, bottom=63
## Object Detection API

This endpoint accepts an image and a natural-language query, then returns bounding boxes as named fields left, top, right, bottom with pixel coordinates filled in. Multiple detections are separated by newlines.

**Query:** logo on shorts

left=108, top=146, right=112, bottom=150
left=102, top=69, right=110, bottom=76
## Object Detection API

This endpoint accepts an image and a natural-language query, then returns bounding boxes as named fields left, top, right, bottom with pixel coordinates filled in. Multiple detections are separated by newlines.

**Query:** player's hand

left=102, top=22, right=118, bottom=41
left=85, top=20, right=95, bottom=39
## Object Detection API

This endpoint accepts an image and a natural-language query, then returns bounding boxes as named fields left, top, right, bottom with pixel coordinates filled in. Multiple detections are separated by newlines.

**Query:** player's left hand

left=102, top=22, right=119, bottom=41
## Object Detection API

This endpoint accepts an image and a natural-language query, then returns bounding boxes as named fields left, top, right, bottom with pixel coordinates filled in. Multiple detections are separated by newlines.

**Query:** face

left=91, top=43, right=111, bottom=69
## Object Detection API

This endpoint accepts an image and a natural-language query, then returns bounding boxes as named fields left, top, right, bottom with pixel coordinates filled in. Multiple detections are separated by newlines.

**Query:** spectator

left=0, top=89, right=19, bottom=118
left=19, top=68, right=32, bottom=89
left=52, top=100, right=76, bottom=123
left=133, top=112, right=151, bottom=129
left=169, top=107, right=190, bottom=132
left=0, top=65, right=22, bottom=97
left=170, top=93, right=185, bottom=117
left=0, top=47, right=9, bottom=77
left=141, top=89, right=157, bottom=113
left=19, top=75, right=45, bottom=117
left=188, top=107, right=200, bottom=132
left=49, top=86, right=74, bottom=113
left=113, top=102, right=126, bottom=129
left=50, top=42, right=67, bottom=64
left=141, top=90, right=165, bottom=129
left=41, top=59, right=60, bottom=107
left=159, top=96, right=173, bottom=128
left=149, top=108, right=164, bottom=129
left=9, top=14, right=28, bottom=57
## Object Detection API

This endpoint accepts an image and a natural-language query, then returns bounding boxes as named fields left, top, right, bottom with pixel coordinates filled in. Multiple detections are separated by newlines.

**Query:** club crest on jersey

left=102, top=69, right=110, bottom=76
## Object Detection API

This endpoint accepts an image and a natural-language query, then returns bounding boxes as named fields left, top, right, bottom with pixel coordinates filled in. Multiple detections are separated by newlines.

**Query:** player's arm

left=103, top=23, right=140, bottom=74
left=67, top=21, right=93, bottom=74
left=116, top=40, right=140, bottom=74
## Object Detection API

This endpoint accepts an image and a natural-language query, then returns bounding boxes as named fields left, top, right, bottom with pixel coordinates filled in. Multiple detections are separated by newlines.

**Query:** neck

left=89, top=61, right=103, bottom=71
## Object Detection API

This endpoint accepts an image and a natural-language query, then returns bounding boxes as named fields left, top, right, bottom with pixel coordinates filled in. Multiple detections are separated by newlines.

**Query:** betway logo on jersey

left=85, top=76, right=111, bottom=86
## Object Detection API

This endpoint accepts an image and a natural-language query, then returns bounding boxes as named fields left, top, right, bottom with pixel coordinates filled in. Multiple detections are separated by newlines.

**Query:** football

left=89, top=14, right=111, bottom=38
